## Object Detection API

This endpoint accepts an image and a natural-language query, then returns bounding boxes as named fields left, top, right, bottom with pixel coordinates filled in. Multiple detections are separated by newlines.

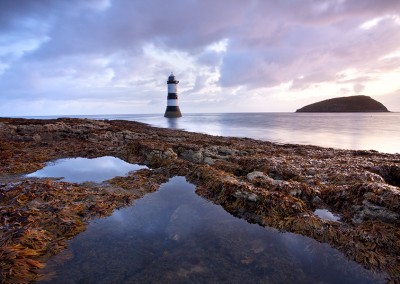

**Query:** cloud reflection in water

left=26, top=156, right=146, bottom=183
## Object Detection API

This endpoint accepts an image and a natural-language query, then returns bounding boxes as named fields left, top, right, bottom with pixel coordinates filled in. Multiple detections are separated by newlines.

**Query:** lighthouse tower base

left=164, top=106, right=182, bottom=118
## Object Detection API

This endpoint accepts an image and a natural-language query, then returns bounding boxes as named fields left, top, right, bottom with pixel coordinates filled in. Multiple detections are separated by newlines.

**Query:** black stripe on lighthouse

left=165, top=106, right=180, bottom=111
left=167, top=94, right=178, bottom=99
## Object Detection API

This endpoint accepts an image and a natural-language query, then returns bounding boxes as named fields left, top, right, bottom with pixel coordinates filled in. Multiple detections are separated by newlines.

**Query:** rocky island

left=0, top=118, right=399, bottom=282
left=296, top=95, right=389, bottom=112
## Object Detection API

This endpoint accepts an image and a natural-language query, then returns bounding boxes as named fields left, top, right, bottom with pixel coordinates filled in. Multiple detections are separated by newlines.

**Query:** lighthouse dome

left=167, top=72, right=179, bottom=84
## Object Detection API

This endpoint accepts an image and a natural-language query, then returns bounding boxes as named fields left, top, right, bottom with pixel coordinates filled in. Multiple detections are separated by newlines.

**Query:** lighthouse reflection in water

left=166, top=117, right=179, bottom=129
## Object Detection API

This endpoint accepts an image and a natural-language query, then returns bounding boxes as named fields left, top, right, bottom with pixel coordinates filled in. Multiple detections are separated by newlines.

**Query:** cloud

left=353, top=83, right=365, bottom=93
left=0, top=0, right=399, bottom=115
left=219, top=1, right=400, bottom=89
left=378, top=89, right=400, bottom=111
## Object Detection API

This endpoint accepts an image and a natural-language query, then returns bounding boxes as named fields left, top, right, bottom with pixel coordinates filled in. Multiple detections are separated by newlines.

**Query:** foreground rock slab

left=0, top=117, right=399, bottom=283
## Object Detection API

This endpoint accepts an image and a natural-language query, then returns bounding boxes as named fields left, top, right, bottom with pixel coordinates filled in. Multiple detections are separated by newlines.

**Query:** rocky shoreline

left=0, top=117, right=399, bottom=283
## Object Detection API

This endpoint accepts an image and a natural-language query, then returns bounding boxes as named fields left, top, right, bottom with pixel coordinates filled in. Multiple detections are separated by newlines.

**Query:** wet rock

left=181, top=149, right=204, bottom=163
left=288, top=188, right=302, bottom=197
left=162, top=148, right=178, bottom=160
left=247, top=193, right=258, bottom=202
left=246, top=171, right=281, bottom=187
left=311, top=196, right=323, bottom=206
left=203, top=157, right=215, bottom=165
left=234, top=190, right=259, bottom=202
left=352, top=200, right=400, bottom=224
left=32, top=134, right=41, bottom=142
left=142, top=147, right=178, bottom=164
left=247, top=171, right=268, bottom=182
left=203, top=146, right=238, bottom=159
left=373, top=165, right=400, bottom=187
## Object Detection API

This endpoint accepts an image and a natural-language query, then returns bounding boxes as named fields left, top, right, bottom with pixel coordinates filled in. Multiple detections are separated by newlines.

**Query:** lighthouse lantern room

left=164, top=72, right=182, bottom=118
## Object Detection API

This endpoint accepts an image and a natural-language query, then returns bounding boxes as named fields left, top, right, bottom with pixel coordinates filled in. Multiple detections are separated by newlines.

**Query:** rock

left=203, top=157, right=215, bottom=165
left=204, top=146, right=237, bottom=159
left=163, top=148, right=178, bottom=160
left=246, top=171, right=267, bottom=181
left=312, top=196, right=323, bottom=206
left=373, top=165, right=400, bottom=187
left=181, top=149, right=204, bottom=163
left=32, top=134, right=41, bottom=142
left=144, top=148, right=177, bottom=163
left=246, top=171, right=283, bottom=187
left=351, top=200, right=400, bottom=224
left=247, top=193, right=258, bottom=202
left=296, top=95, right=389, bottom=112
left=234, top=190, right=259, bottom=202
left=289, top=189, right=302, bottom=197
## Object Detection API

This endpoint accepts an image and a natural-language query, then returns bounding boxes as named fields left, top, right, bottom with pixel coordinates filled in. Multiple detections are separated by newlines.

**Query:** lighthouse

left=164, top=72, right=182, bottom=118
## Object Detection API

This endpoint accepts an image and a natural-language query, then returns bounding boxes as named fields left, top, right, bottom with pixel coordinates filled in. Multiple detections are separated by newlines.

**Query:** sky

left=0, top=0, right=399, bottom=116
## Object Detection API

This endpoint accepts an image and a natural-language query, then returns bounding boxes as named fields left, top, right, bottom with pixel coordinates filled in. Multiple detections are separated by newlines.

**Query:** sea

left=30, top=112, right=400, bottom=154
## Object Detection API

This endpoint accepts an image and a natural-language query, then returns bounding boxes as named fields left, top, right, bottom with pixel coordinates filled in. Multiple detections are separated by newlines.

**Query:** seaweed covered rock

left=0, top=117, right=399, bottom=282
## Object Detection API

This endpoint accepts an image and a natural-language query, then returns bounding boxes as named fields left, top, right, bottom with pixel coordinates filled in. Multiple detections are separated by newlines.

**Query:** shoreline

left=0, top=117, right=399, bottom=282
left=4, top=112, right=400, bottom=154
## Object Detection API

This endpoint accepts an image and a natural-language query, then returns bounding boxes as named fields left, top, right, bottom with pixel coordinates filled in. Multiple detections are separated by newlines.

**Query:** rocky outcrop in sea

left=296, top=95, right=389, bottom=112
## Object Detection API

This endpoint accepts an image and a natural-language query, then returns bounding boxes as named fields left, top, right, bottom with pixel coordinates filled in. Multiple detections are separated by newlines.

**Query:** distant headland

left=296, top=95, right=389, bottom=113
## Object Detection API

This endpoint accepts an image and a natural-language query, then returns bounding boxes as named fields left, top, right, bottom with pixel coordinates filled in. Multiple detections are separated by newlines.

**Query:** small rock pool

left=26, top=156, right=147, bottom=183
left=38, top=176, right=386, bottom=283
left=314, top=208, right=341, bottom=222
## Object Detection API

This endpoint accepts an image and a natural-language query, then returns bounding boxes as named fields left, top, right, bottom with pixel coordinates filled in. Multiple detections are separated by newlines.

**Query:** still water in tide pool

left=25, top=156, right=147, bottom=183
left=39, top=176, right=385, bottom=283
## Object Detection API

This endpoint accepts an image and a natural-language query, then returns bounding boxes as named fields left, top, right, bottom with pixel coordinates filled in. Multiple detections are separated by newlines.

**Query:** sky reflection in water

left=314, top=209, right=341, bottom=222
left=40, top=177, right=385, bottom=283
left=26, top=156, right=146, bottom=183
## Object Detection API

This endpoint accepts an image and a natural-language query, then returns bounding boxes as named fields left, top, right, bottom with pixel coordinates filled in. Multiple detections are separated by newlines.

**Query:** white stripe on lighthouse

left=167, top=99, right=178, bottom=106
left=168, top=84, right=177, bottom=93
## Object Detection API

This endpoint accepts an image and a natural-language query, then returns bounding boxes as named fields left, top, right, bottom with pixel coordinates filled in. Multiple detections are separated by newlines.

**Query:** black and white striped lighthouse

left=164, top=72, right=182, bottom=118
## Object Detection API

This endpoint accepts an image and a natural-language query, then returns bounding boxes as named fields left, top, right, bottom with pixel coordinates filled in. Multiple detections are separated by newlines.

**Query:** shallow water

left=25, top=156, right=146, bottom=183
left=39, top=177, right=385, bottom=283
left=30, top=112, right=400, bottom=153
left=314, top=209, right=341, bottom=222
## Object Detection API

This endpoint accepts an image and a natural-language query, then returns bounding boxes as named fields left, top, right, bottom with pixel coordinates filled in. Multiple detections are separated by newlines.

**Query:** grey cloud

left=291, top=72, right=336, bottom=90
left=353, top=83, right=365, bottom=93
left=21, top=0, right=246, bottom=60
left=336, top=76, right=376, bottom=84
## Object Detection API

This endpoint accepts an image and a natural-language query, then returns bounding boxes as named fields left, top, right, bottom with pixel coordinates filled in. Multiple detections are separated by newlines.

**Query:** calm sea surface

left=34, top=112, right=400, bottom=154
